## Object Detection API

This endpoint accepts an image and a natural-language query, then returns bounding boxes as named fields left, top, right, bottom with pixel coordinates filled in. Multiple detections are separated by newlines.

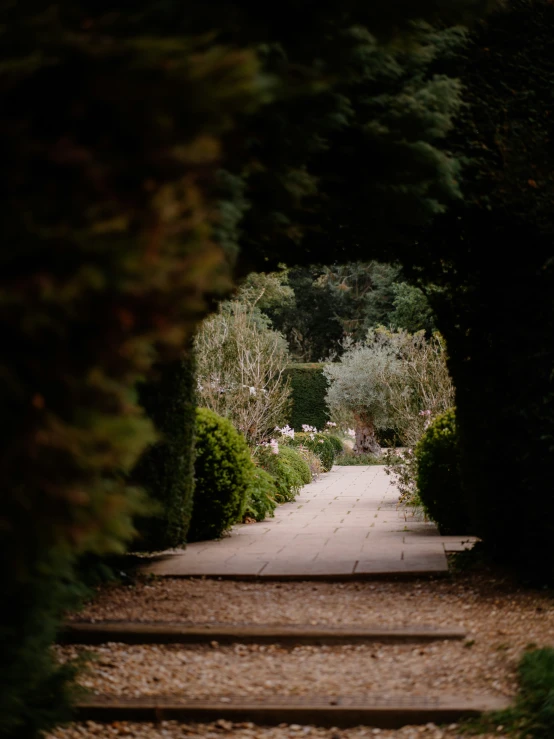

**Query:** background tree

left=265, top=263, right=436, bottom=361
left=389, top=282, right=436, bottom=335
left=324, top=328, right=452, bottom=456
left=381, top=331, right=454, bottom=504
left=233, top=21, right=470, bottom=274
left=383, top=331, right=453, bottom=447
left=195, top=298, right=291, bottom=446
left=324, top=329, right=403, bottom=455
left=263, top=266, right=347, bottom=361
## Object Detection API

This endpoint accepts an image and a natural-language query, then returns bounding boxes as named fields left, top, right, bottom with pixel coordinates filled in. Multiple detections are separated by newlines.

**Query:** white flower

left=275, top=424, right=295, bottom=439
left=346, top=428, right=356, bottom=438
left=249, top=386, right=256, bottom=396
left=269, top=438, right=279, bottom=455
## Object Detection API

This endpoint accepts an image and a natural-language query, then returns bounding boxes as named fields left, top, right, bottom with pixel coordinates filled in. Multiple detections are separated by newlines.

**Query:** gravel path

left=69, top=572, right=554, bottom=652
left=48, top=568, right=554, bottom=739
left=54, top=639, right=513, bottom=699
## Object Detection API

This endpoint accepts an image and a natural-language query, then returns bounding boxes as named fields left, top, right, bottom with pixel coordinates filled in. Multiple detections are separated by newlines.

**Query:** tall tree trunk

left=353, top=414, right=381, bottom=456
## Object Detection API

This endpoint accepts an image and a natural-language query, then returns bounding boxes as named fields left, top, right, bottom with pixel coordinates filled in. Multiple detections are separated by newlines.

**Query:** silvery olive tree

left=324, top=329, right=401, bottom=455
left=324, top=328, right=453, bottom=458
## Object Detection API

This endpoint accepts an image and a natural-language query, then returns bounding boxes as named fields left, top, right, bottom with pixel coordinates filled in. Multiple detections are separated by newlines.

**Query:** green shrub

left=415, top=408, right=472, bottom=535
left=326, top=434, right=345, bottom=456
left=278, top=446, right=312, bottom=485
left=294, top=446, right=324, bottom=479
left=255, top=446, right=307, bottom=502
left=244, top=467, right=278, bottom=522
left=290, top=432, right=336, bottom=472
left=284, top=364, right=330, bottom=431
left=188, top=408, right=253, bottom=542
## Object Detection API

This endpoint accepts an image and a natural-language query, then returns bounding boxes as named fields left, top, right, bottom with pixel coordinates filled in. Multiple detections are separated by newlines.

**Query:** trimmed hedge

left=290, top=432, right=336, bottom=472
left=0, top=562, right=81, bottom=739
left=284, top=364, right=330, bottom=431
left=134, top=355, right=196, bottom=550
left=188, top=408, right=253, bottom=542
left=415, top=408, right=472, bottom=535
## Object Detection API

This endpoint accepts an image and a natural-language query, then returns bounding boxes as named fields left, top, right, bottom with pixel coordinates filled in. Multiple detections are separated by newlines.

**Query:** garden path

left=142, top=466, right=474, bottom=578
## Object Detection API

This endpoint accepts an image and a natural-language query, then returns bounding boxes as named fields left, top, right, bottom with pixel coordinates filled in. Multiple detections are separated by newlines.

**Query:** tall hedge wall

left=284, top=364, right=330, bottom=431
left=0, top=7, right=261, bottom=735
left=133, top=353, right=196, bottom=551
left=410, top=0, right=554, bottom=581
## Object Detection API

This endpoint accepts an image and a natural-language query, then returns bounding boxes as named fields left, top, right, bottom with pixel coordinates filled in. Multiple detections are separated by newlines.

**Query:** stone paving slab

left=141, top=466, right=451, bottom=579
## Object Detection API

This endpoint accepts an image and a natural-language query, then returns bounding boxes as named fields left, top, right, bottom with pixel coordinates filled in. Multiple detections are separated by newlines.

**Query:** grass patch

left=333, top=448, right=404, bottom=466
left=333, top=452, right=384, bottom=465
left=462, top=647, right=554, bottom=738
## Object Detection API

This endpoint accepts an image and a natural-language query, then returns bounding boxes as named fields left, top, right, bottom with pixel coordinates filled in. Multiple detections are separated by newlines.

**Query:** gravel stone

left=54, top=638, right=514, bottom=699
left=46, top=719, right=508, bottom=739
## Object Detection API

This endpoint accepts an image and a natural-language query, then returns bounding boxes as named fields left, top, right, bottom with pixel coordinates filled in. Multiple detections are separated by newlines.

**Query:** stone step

left=75, top=693, right=510, bottom=728
left=60, top=621, right=467, bottom=646
left=141, top=561, right=450, bottom=580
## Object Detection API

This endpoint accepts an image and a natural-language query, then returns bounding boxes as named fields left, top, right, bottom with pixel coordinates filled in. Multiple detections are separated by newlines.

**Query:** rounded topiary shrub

left=415, top=408, right=472, bottom=535
left=291, top=432, right=335, bottom=472
left=188, top=407, right=254, bottom=542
